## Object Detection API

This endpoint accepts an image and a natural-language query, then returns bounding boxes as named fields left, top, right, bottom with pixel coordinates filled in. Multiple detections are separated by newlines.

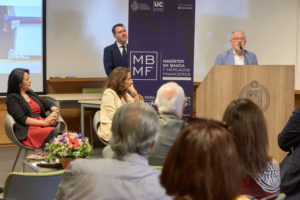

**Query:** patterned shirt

left=240, top=161, right=280, bottom=200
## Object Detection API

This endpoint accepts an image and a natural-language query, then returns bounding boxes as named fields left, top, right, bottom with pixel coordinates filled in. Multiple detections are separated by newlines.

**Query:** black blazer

left=6, top=90, right=56, bottom=140
left=278, top=107, right=300, bottom=199
left=103, top=42, right=128, bottom=76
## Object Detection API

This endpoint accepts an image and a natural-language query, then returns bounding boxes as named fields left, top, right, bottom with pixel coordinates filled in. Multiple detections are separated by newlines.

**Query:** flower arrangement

left=45, top=132, right=93, bottom=159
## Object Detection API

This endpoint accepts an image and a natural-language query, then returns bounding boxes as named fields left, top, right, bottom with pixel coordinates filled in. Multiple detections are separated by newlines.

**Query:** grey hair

left=231, top=30, right=246, bottom=38
left=110, top=102, right=159, bottom=160
left=155, top=82, right=185, bottom=114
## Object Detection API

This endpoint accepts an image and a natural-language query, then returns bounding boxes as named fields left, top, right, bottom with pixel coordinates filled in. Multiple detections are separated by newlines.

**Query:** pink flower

left=69, top=138, right=80, bottom=148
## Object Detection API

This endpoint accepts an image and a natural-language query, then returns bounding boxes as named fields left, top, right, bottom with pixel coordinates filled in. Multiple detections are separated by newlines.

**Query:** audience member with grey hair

left=110, top=102, right=159, bottom=159
left=56, top=103, right=171, bottom=200
left=148, top=82, right=185, bottom=166
left=155, top=81, right=185, bottom=117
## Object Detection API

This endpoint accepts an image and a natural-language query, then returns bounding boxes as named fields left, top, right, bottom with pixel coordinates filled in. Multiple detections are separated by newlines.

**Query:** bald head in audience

left=148, top=82, right=186, bottom=166
left=155, top=82, right=186, bottom=117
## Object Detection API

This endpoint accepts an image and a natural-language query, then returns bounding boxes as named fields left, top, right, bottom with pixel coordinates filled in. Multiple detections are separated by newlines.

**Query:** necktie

left=121, top=46, right=128, bottom=66
left=121, top=46, right=127, bottom=58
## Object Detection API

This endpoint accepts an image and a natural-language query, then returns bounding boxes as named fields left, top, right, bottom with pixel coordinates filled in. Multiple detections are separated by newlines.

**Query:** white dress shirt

left=116, top=41, right=127, bottom=55
left=233, top=49, right=245, bottom=65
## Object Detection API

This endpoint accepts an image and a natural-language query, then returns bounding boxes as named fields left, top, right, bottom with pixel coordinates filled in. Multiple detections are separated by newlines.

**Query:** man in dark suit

left=103, top=23, right=128, bottom=76
left=278, top=107, right=300, bottom=199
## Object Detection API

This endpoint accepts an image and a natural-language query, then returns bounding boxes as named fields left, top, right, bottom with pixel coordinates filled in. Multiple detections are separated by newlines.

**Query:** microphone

left=240, top=45, right=248, bottom=65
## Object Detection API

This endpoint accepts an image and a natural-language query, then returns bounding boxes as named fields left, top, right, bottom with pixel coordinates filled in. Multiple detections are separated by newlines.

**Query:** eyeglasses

left=232, top=37, right=246, bottom=41
left=181, top=117, right=228, bottom=130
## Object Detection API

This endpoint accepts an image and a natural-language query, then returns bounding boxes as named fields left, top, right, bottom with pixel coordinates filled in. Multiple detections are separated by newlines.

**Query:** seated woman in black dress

left=6, top=68, right=61, bottom=149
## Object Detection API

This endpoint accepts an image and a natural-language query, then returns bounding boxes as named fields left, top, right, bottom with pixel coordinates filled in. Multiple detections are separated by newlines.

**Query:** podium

left=196, top=65, right=295, bottom=162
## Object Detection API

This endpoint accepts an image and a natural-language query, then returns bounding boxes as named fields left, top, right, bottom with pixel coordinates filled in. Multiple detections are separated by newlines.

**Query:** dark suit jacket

left=6, top=90, right=56, bottom=140
left=103, top=42, right=128, bottom=76
left=278, top=107, right=300, bottom=199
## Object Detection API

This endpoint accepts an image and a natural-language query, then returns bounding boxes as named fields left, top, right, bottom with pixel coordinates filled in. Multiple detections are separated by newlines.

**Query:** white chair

left=92, top=110, right=109, bottom=146
left=4, top=113, right=67, bottom=172
left=5, top=114, right=35, bottom=172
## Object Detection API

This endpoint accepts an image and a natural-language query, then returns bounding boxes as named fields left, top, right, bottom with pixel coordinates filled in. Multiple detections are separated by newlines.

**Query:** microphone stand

left=240, top=46, right=248, bottom=65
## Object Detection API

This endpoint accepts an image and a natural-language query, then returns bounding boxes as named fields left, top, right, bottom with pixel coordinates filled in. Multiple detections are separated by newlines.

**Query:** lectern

left=196, top=65, right=295, bottom=162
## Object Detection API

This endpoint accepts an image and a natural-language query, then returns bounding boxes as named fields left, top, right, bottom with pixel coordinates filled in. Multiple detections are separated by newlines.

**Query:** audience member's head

left=105, top=67, right=131, bottom=97
left=110, top=102, right=159, bottom=160
left=161, top=117, right=241, bottom=200
left=223, top=98, right=271, bottom=177
left=7, top=68, right=30, bottom=94
left=155, top=82, right=185, bottom=117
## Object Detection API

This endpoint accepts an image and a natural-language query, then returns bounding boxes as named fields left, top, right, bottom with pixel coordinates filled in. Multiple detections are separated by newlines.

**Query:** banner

left=128, top=0, right=195, bottom=116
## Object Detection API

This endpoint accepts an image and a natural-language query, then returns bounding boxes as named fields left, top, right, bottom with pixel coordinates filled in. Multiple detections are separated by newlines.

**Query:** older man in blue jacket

left=215, top=31, right=258, bottom=65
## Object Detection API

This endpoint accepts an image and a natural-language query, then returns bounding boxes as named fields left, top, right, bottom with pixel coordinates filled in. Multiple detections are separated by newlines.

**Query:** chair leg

left=89, top=114, right=94, bottom=147
left=11, top=147, right=22, bottom=172
left=22, top=149, right=29, bottom=172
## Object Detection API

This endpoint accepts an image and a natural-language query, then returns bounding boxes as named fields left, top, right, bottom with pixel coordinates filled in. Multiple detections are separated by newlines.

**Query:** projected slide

left=0, top=0, right=44, bottom=94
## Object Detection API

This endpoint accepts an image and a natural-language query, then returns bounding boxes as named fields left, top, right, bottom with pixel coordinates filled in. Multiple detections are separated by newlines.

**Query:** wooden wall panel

left=0, top=98, right=10, bottom=144
left=47, top=77, right=107, bottom=94
left=295, top=90, right=300, bottom=108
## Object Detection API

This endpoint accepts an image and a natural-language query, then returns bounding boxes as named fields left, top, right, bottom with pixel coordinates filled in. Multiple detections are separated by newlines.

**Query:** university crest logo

left=239, top=81, right=270, bottom=112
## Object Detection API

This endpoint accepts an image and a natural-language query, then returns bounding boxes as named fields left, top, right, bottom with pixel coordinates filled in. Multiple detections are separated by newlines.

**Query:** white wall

left=46, top=0, right=128, bottom=78
left=47, top=0, right=300, bottom=89
left=296, top=0, right=300, bottom=90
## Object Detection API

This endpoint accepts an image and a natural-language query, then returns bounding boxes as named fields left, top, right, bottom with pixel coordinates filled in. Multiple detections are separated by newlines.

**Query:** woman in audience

left=223, top=98, right=280, bottom=199
left=278, top=107, right=300, bottom=199
left=6, top=68, right=61, bottom=149
left=160, top=117, right=242, bottom=200
left=98, top=66, right=143, bottom=142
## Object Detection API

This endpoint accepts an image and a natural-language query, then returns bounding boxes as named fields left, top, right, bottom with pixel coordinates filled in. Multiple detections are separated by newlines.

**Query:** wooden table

left=79, top=100, right=101, bottom=136
left=47, top=93, right=102, bottom=109
left=46, top=93, right=102, bottom=136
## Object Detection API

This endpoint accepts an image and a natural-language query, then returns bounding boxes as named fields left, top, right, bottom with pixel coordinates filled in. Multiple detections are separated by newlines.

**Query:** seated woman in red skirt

left=6, top=68, right=61, bottom=149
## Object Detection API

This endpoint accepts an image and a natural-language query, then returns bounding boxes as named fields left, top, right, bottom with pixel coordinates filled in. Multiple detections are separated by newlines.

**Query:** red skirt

left=21, top=117, right=55, bottom=149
